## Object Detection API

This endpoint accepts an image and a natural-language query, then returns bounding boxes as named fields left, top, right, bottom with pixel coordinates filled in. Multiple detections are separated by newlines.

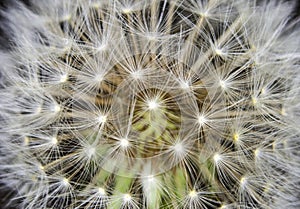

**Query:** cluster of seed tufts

left=0, top=0, right=300, bottom=209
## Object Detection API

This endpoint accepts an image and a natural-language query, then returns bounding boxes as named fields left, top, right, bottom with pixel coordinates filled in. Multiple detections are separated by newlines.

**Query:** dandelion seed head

left=91, top=3, right=101, bottom=8
left=148, top=175, right=154, bottom=181
left=261, top=87, right=267, bottom=95
left=254, top=148, right=260, bottom=158
left=180, top=80, right=190, bottom=90
left=52, top=104, right=61, bottom=113
left=85, top=146, right=96, bottom=158
left=213, top=153, right=222, bottom=163
left=120, top=138, right=129, bottom=148
left=97, top=114, right=107, bottom=124
left=147, top=99, right=159, bottom=110
left=145, top=33, right=158, bottom=41
left=94, top=73, right=104, bottom=82
left=96, top=43, right=107, bottom=52
left=59, top=73, right=68, bottom=83
left=200, top=11, right=208, bottom=17
left=281, top=107, right=287, bottom=116
left=233, top=133, right=240, bottom=142
left=215, top=48, right=224, bottom=56
left=63, top=38, right=71, bottom=46
left=24, top=136, right=29, bottom=146
left=35, top=106, right=42, bottom=114
left=51, top=137, right=58, bottom=145
left=252, top=96, right=258, bottom=106
left=189, top=190, right=197, bottom=198
left=219, top=80, right=227, bottom=89
left=220, top=204, right=228, bottom=209
left=197, top=115, right=207, bottom=126
left=98, top=187, right=105, bottom=196
left=240, top=177, right=247, bottom=188
left=1, top=0, right=299, bottom=208
left=122, top=7, right=133, bottom=14
left=62, top=14, right=72, bottom=21
left=173, top=142, right=184, bottom=154
left=62, top=177, right=69, bottom=186
left=130, top=70, right=143, bottom=80
left=123, top=193, right=132, bottom=202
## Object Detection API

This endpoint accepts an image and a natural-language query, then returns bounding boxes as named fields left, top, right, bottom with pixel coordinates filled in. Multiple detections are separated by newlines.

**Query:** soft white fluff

left=0, top=0, right=299, bottom=208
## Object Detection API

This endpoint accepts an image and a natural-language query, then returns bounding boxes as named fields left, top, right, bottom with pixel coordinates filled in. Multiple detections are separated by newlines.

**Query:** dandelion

left=0, top=0, right=300, bottom=208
